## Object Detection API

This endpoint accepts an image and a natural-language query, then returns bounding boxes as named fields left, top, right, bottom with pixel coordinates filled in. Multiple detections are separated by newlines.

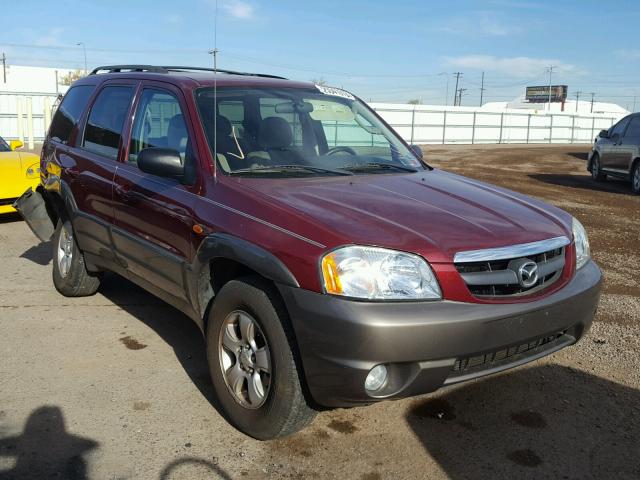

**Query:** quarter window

left=49, top=85, right=96, bottom=144
left=83, top=86, right=134, bottom=159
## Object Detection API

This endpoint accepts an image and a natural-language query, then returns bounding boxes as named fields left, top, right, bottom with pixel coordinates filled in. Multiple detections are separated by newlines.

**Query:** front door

left=112, top=83, right=199, bottom=303
left=602, top=115, right=631, bottom=171
left=614, top=115, right=640, bottom=174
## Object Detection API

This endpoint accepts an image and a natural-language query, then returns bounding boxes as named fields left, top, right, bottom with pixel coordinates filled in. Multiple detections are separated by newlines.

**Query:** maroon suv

left=16, top=65, right=602, bottom=440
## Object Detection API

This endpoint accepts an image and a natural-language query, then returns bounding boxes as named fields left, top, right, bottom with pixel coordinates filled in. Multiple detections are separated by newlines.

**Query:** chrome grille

left=454, top=237, right=569, bottom=298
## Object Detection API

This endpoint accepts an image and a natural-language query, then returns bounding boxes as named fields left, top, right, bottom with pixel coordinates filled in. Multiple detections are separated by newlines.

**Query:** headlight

left=572, top=217, right=591, bottom=269
left=321, top=245, right=441, bottom=300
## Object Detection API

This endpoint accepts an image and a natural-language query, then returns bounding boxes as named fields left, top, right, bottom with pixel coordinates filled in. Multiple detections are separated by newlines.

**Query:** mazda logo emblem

left=518, top=261, right=539, bottom=288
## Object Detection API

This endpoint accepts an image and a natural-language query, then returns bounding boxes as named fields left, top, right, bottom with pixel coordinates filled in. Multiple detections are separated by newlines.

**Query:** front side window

left=195, top=87, right=423, bottom=176
left=49, top=85, right=96, bottom=144
left=83, top=86, right=134, bottom=159
left=624, top=116, right=640, bottom=138
left=610, top=116, right=631, bottom=138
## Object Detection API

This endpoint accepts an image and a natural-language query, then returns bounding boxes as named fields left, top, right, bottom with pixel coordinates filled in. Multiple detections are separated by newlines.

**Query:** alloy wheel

left=633, top=165, right=640, bottom=192
left=57, top=223, right=74, bottom=278
left=219, top=310, right=272, bottom=409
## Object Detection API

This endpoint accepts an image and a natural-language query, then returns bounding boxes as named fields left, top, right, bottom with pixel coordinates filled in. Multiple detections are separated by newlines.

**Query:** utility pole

left=452, top=72, right=463, bottom=106
left=574, top=91, right=582, bottom=112
left=633, top=96, right=637, bottom=113
left=590, top=92, right=595, bottom=113
left=479, top=71, right=485, bottom=107
left=1, top=52, right=6, bottom=83
left=458, top=88, right=467, bottom=107
left=546, top=65, right=556, bottom=111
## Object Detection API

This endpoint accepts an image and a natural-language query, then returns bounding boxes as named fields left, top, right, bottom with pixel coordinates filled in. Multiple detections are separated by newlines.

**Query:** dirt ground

left=0, top=144, right=638, bottom=480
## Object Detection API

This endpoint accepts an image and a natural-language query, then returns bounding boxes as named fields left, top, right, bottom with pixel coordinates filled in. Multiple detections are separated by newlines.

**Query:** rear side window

left=83, top=86, right=134, bottom=160
left=48, top=85, right=95, bottom=144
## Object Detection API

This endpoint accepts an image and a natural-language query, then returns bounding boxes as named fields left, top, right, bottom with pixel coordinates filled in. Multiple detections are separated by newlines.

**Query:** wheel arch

left=191, top=233, right=300, bottom=330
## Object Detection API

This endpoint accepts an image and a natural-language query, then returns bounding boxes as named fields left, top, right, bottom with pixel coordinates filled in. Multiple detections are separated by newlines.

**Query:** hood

left=237, top=169, right=573, bottom=263
left=0, top=151, right=23, bottom=179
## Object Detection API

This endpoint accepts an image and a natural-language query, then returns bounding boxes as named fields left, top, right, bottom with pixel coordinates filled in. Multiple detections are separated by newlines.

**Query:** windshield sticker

left=315, top=84, right=356, bottom=100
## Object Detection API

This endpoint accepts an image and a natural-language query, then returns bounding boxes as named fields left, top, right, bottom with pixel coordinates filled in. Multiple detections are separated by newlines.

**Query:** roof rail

left=89, top=64, right=287, bottom=80
left=90, top=65, right=168, bottom=75
left=162, top=66, right=287, bottom=79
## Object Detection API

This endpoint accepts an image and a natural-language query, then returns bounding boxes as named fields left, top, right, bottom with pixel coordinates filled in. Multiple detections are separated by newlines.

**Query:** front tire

left=52, top=219, right=101, bottom=297
left=206, top=276, right=316, bottom=440
left=632, top=162, right=640, bottom=194
left=591, top=154, right=607, bottom=182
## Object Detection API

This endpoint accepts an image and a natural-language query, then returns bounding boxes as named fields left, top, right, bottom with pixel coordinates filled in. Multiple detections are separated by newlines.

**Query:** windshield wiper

left=342, top=162, right=418, bottom=173
left=230, top=165, right=353, bottom=176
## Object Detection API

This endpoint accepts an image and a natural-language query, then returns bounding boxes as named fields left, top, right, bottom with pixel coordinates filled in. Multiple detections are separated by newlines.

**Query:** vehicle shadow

left=406, top=364, right=639, bottom=480
left=567, top=151, right=589, bottom=161
left=19, top=241, right=52, bottom=266
left=97, top=274, right=223, bottom=415
left=529, top=173, right=634, bottom=195
left=0, top=406, right=99, bottom=480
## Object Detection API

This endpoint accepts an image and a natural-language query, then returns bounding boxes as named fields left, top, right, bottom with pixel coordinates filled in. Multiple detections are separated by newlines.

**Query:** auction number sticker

left=315, top=84, right=355, bottom=100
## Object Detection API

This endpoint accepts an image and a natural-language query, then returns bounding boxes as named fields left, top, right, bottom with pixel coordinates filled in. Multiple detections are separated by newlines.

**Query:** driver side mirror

left=598, top=129, right=610, bottom=139
left=137, top=148, right=184, bottom=181
left=10, top=140, right=23, bottom=151
left=410, top=144, right=423, bottom=160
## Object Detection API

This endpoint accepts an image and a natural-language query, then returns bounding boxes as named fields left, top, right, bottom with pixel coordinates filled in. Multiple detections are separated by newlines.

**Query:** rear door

left=615, top=114, right=640, bottom=174
left=602, top=116, right=631, bottom=171
left=111, top=82, right=198, bottom=302
left=71, top=81, right=137, bottom=258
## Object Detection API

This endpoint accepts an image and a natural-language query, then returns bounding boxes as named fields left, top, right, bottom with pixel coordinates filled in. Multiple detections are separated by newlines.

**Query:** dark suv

left=17, top=65, right=602, bottom=440
left=588, top=113, right=640, bottom=193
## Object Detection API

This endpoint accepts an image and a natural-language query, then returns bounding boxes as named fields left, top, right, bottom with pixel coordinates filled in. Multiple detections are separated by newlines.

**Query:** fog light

left=365, top=365, right=387, bottom=392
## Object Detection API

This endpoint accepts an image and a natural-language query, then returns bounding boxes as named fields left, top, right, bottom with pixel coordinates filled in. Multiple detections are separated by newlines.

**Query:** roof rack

left=89, top=64, right=287, bottom=80
left=89, top=65, right=168, bottom=75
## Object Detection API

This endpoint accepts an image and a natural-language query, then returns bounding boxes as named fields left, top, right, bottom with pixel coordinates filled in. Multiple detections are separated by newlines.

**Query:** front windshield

left=195, top=86, right=424, bottom=177
left=0, top=137, right=10, bottom=152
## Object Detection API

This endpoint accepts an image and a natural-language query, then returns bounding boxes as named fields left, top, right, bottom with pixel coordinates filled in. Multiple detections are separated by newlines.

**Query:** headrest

left=167, top=114, right=187, bottom=151
left=259, top=116, right=293, bottom=149
left=216, top=115, right=232, bottom=136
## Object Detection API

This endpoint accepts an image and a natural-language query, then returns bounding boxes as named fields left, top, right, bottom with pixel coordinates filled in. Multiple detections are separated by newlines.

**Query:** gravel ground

left=0, top=144, right=639, bottom=480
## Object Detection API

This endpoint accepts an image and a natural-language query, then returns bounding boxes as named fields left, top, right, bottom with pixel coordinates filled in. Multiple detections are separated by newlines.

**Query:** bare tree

left=60, top=69, right=86, bottom=86
left=408, top=99, right=421, bottom=105
left=311, top=77, right=328, bottom=86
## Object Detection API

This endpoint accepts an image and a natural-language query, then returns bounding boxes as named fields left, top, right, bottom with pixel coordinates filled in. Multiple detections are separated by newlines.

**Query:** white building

left=482, top=95, right=629, bottom=116
left=0, top=65, right=75, bottom=94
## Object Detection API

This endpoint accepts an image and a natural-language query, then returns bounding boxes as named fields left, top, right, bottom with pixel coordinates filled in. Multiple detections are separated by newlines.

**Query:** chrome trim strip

left=454, top=236, right=570, bottom=263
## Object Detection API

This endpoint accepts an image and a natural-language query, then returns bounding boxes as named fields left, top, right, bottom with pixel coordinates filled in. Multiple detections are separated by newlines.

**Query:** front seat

left=258, top=117, right=302, bottom=165
left=215, top=115, right=250, bottom=170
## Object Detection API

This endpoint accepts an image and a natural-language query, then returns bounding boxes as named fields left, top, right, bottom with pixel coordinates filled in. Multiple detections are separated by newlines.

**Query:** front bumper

left=279, top=260, right=602, bottom=407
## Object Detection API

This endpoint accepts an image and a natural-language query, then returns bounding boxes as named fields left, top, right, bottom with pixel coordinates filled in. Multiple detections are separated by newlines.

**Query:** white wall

left=371, top=103, right=625, bottom=145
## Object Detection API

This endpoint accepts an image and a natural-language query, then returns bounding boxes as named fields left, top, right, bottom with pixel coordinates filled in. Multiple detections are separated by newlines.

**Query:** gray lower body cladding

left=279, top=260, right=602, bottom=407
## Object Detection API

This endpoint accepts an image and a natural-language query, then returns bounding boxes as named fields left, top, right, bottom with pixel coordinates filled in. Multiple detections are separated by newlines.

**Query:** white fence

left=0, top=92, right=625, bottom=148
left=371, top=103, right=623, bottom=145
left=0, top=92, right=59, bottom=148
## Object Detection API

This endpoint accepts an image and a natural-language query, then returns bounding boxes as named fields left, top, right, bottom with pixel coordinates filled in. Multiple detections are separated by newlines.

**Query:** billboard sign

left=526, top=85, right=568, bottom=103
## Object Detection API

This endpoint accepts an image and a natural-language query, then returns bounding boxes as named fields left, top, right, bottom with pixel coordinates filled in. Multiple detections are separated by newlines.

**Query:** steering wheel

left=326, top=146, right=357, bottom=156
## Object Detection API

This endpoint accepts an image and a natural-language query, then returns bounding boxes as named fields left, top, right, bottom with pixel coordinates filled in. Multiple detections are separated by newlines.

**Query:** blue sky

left=2, top=0, right=639, bottom=109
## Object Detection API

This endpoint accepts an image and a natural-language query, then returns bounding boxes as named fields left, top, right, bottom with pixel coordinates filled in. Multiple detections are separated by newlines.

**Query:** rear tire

left=205, top=276, right=316, bottom=440
left=52, top=218, right=101, bottom=297
left=632, top=162, right=640, bottom=194
left=591, top=154, right=607, bottom=182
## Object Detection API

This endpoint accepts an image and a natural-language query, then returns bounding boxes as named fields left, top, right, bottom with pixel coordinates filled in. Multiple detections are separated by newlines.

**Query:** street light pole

left=438, top=72, right=449, bottom=106
left=76, top=42, right=87, bottom=75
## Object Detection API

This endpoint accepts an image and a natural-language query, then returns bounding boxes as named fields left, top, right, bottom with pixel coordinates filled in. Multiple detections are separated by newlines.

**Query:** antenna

left=212, top=0, right=219, bottom=179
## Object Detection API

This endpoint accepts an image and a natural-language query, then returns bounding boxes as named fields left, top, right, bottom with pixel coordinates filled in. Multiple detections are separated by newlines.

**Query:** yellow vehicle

left=0, top=137, right=41, bottom=215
